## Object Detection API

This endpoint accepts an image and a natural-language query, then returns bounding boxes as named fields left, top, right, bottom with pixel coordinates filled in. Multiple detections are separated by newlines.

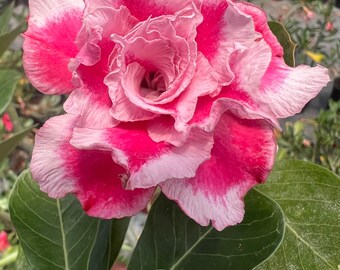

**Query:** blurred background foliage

left=0, top=0, right=339, bottom=269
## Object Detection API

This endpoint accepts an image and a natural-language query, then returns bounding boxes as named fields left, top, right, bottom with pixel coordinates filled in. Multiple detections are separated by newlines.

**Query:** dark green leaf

left=0, top=2, right=14, bottom=35
left=0, top=22, right=26, bottom=58
left=255, top=160, right=340, bottom=270
left=89, top=218, right=130, bottom=270
left=269, top=21, right=296, bottom=67
left=16, top=247, right=36, bottom=270
left=0, top=126, right=32, bottom=164
left=128, top=190, right=284, bottom=270
left=9, top=170, right=129, bottom=270
left=0, top=69, right=21, bottom=115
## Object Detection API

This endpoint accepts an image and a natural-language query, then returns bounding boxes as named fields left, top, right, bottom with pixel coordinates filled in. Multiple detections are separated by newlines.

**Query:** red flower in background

left=1, top=113, right=13, bottom=132
left=0, top=231, right=10, bottom=252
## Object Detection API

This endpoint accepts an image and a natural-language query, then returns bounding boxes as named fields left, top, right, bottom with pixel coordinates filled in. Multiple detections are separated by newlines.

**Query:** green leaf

left=0, top=126, right=32, bottom=164
left=89, top=218, right=130, bottom=270
left=9, top=170, right=130, bottom=270
left=128, top=190, right=284, bottom=270
left=268, top=21, right=296, bottom=67
left=0, top=22, right=26, bottom=58
left=255, top=160, right=340, bottom=270
left=0, top=69, right=21, bottom=115
left=0, top=2, right=14, bottom=35
left=16, top=247, right=34, bottom=270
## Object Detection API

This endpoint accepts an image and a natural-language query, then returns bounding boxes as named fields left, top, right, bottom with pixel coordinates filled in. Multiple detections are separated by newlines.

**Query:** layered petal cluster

left=25, top=0, right=330, bottom=230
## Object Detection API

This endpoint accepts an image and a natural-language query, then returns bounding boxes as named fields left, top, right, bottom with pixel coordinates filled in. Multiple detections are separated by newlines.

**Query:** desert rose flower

left=25, top=0, right=329, bottom=230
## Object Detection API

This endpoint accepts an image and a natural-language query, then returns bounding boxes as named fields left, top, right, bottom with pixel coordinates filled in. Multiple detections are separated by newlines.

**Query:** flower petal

left=147, top=53, right=219, bottom=145
left=258, top=58, right=330, bottom=118
left=65, top=55, right=119, bottom=128
left=106, top=63, right=158, bottom=122
left=235, top=2, right=283, bottom=57
left=84, top=0, right=120, bottom=13
left=115, top=0, right=199, bottom=21
left=65, top=6, right=138, bottom=128
left=161, top=113, right=276, bottom=231
left=31, top=115, right=154, bottom=218
left=23, top=0, right=84, bottom=94
left=229, top=39, right=272, bottom=95
left=196, top=1, right=256, bottom=85
left=73, top=6, right=138, bottom=68
left=70, top=122, right=214, bottom=189
left=64, top=86, right=119, bottom=128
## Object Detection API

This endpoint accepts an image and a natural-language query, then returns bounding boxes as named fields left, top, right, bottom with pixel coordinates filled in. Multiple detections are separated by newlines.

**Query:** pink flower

left=302, top=6, right=314, bottom=20
left=325, top=21, right=334, bottom=32
left=0, top=231, right=10, bottom=252
left=25, top=0, right=329, bottom=230
left=1, top=113, right=13, bottom=132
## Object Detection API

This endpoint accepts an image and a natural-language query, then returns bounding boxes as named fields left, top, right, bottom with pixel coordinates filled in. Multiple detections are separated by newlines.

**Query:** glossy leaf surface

left=255, top=160, right=340, bottom=270
left=9, top=170, right=129, bottom=270
left=128, top=190, right=284, bottom=270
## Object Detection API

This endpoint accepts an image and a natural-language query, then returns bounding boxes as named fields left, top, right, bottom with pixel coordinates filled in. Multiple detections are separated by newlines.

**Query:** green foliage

left=0, top=69, right=21, bottom=115
left=0, top=22, right=25, bottom=58
left=256, top=160, right=340, bottom=269
left=283, top=0, right=340, bottom=72
left=0, top=2, right=26, bottom=58
left=127, top=160, right=340, bottom=270
left=0, top=2, right=14, bottom=35
left=128, top=190, right=284, bottom=270
left=315, top=101, right=340, bottom=174
left=278, top=101, right=340, bottom=174
left=9, top=171, right=130, bottom=270
left=0, top=126, right=32, bottom=164
left=268, top=21, right=296, bottom=67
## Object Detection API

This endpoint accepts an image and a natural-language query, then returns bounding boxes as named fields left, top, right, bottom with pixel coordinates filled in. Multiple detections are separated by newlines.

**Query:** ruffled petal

left=84, top=0, right=119, bottom=13
left=187, top=85, right=279, bottom=134
left=72, top=6, right=138, bottom=68
left=229, top=39, right=272, bottom=95
left=106, top=64, right=158, bottom=122
left=64, top=86, right=119, bottom=128
left=23, top=0, right=84, bottom=94
left=65, top=57, right=118, bottom=128
left=161, top=113, right=276, bottom=231
left=115, top=0, right=200, bottom=21
left=65, top=6, right=138, bottom=128
left=189, top=41, right=329, bottom=129
left=30, top=115, right=154, bottom=218
left=196, top=1, right=256, bottom=85
left=147, top=53, right=219, bottom=145
left=70, top=122, right=214, bottom=189
left=27, top=0, right=84, bottom=27
left=235, top=1, right=283, bottom=57
left=258, top=58, right=330, bottom=118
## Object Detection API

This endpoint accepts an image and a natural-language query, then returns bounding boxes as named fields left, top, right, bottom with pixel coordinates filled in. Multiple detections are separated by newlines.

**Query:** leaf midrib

left=57, top=200, right=70, bottom=270
left=169, top=228, right=213, bottom=270
left=286, top=222, right=336, bottom=269
left=256, top=186, right=337, bottom=269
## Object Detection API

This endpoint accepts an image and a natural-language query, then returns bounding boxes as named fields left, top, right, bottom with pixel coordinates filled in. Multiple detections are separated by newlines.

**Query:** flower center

left=140, top=71, right=166, bottom=100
